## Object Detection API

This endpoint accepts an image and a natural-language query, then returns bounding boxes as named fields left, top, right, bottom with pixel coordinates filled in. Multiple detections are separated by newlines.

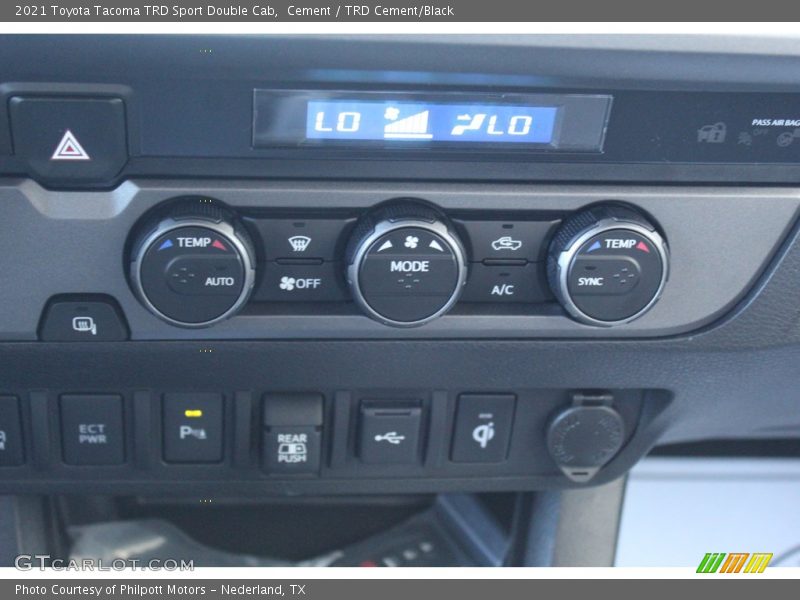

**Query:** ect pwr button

left=60, top=395, right=125, bottom=466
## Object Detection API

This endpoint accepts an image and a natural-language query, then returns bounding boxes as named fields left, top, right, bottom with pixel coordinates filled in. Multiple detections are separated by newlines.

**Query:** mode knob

left=547, top=204, right=669, bottom=326
left=130, top=199, right=256, bottom=327
left=346, top=202, right=467, bottom=327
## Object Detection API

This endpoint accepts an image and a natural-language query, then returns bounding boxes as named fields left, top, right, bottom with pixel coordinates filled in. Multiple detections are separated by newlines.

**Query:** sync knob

left=345, top=202, right=468, bottom=327
left=130, top=198, right=256, bottom=327
left=547, top=204, right=669, bottom=326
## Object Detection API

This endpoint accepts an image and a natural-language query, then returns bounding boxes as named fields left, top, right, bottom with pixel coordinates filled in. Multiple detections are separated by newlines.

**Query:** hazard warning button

left=9, top=96, right=127, bottom=187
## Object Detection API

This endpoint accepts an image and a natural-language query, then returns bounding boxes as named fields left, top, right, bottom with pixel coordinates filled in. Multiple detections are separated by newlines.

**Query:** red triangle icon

left=51, top=130, right=91, bottom=161
left=636, top=241, right=650, bottom=253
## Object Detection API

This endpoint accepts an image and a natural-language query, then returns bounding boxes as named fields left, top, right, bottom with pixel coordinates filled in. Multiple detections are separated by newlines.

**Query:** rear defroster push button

left=262, top=393, right=324, bottom=475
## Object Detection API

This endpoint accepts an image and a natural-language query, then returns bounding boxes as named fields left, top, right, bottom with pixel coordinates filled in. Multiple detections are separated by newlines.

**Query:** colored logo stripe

left=744, top=553, right=773, bottom=573
left=697, top=553, right=726, bottom=573
left=697, top=552, right=772, bottom=573
left=719, top=553, right=749, bottom=573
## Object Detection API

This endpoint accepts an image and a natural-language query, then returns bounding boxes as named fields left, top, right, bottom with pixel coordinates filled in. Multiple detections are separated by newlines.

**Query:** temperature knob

left=130, top=199, right=256, bottom=327
left=346, top=202, right=467, bottom=327
left=547, top=205, right=669, bottom=326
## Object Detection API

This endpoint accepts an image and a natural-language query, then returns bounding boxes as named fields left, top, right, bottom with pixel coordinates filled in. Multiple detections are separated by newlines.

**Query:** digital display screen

left=253, top=90, right=613, bottom=153
left=305, top=101, right=559, bottom=145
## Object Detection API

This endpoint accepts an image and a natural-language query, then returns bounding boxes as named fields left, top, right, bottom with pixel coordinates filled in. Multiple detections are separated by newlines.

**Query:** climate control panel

left=124, top=197, right=669, bottom=330
left=0, top=180, right=788, bottom=342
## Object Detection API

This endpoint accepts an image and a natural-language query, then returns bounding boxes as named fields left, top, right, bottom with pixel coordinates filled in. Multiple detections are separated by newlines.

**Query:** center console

left=1, top=35, right=799, bottom=503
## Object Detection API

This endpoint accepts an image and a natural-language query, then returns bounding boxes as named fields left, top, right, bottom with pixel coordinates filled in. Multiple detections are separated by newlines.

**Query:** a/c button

left=461, top=264, right=550, bottom=303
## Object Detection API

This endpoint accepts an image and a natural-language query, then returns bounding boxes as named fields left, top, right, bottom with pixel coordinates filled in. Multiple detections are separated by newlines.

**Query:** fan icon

left=404, top=235, right=419, bottom=249
left=279, top=276, right=296, bottom=291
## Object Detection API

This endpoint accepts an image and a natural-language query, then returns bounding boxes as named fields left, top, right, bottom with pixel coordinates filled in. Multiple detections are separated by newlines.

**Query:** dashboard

left=0, top=34, right=799, bottom=499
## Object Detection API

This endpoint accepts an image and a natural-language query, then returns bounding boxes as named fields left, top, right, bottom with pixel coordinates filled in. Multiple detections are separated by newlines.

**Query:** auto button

left=130, top=200, right=256, bottom=327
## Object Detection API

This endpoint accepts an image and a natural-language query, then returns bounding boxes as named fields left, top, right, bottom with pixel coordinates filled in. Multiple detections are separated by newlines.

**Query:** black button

left=567, top=230, right=664, bottom=322
left=246, top=217, right=354, bottom=260
left=140, top=226, right=247, bottom=324
left=451, top=394, right=515, bottom=463
left=60, top=395, right=125, bottom=466
left=263, top=428, right=321, bottom=475
left=0, top=396, right=24, bottom=467
left=262, top=393, right=324, bottom=475
left=165, top=255, right=244, bottom=296
left=255, top=261, right=348, bottom=302
left=360, top=228, right=459, bottom=296
left=462, top=263, right=551, bottom=303
left=359, top=403, right=422, bottom=465
left=358, top=227, right=460, bottom=323
left=457, top=219, right=558, bottom=262
left=10, top=97, right=127, bottom=186
left=263, top=393, right=324, bottom=427
left=163, top=393, right=224, bottom=463
left=39, top=296, right=129, bottom=342
left=360, top=255, right=458, bottom=296
left=569, top=256, right=642, bottom=296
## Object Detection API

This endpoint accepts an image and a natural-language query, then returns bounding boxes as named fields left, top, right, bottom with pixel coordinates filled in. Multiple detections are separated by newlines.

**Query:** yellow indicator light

left=184, top=409, right=203, bottom=418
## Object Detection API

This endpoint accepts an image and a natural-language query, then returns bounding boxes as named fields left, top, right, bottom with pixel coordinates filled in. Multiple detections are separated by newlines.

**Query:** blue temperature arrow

left=158, top=239, right=174, bottom=251
left=586, top=240, right=602, bottom=253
